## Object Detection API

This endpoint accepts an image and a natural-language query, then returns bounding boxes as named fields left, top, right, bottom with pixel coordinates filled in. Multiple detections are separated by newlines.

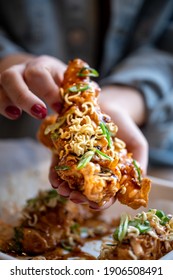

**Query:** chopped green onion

left=113, top=228, right=119, bottom=241
left=114, top=215, right=151, bottom=242
left=77, top=67, right=99, bottom=77
left=105, top=243, right=117, bottom=246
left=77, top=150, right=95, bottom=170
left=44, top=190, right=67, bottom=204
left=155, top=210, right=171, bottom=225
left=68, top=84, right=90, bottom=92
left=129, top=219, right=151, bottom=233
left=77, top=148, right=112, bottom=170
left=46, top=189, right=58, bottom=199
left=100, top=122, right=112, bottom=148
left=116, top=214, right=129, bottom=242
left=95, top=149, right=113, bottom=161
left=155, top=210, right=165, bottom=219
left=55, top=165, right=71, bottom=171
left=13, top=227, right=24, bottom=253
left=14, top=227, right=24, bottom=241
left=132, top=159, right=141, bottom=182
left=61, top=241, right=73, bottom=251
left=50, top=132, right=59, bottom=140
left=27, top=197, right=38, bottom=206
left=160, top=216, right=170, bottom=225
left=70, top=223, right=80, bottom=234
left=44, top=117, right=65, bottom=135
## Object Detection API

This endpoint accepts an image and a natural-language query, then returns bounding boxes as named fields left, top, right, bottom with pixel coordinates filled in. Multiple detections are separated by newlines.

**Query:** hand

left=0, top=54, right=66, bottom=119
left=49, top=154, right=116, bottom=211
left=99, top=85, right=148, bottom=174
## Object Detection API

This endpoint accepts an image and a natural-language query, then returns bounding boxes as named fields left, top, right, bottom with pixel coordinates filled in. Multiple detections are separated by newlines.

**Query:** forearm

left=99, top=85, right=146, bottom=126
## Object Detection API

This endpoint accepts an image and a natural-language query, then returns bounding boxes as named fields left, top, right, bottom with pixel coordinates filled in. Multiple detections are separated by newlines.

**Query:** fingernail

left=5, top=106, right=21, bottom=119
left=89, top=205, right=99, bottom=210
left=31, top=104, right=47, bottom=119
left=70, top=199, right=85, bottom=204
left=51, top=184, right=59, bottom=189
left=89, top=202, right=99, bottom=210
left=52, top=102, right=62, bottom=113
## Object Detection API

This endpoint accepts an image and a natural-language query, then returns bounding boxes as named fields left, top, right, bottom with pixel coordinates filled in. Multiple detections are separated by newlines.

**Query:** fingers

left=0, top=55, right=66, bottom=119
left=110, top=109, right=148, bottom=174
left=0, top=85, right=22, bottom=119
left=1, top=64, right=47, bottom=119
left=49, top=154, right=63, bottom=188
left=69, top=191, right=88, bottom=204
left=99, top=85, right=149, bottom=173
left=69, top=191, right=116, bottom=211
left=89, top=197, right=116, bottom=210
left=23, top=56, right=66, bottom=111
left=58, top=182, right=72, bottom=197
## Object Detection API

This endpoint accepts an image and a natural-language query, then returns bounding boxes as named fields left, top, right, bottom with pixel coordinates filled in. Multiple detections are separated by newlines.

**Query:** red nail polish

left=31, top=104, right=47, bottom=119
left=52, top=102, right=62, bottom=113
left=5, top=106, right=21, bottom=119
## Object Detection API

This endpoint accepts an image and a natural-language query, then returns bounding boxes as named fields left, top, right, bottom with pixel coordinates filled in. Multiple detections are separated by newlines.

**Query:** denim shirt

left=1, top=0, right=173, bottom=166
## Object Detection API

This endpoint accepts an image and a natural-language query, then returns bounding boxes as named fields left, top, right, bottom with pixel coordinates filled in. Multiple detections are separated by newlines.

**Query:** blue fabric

left=1, top=0, right=173, bottom=165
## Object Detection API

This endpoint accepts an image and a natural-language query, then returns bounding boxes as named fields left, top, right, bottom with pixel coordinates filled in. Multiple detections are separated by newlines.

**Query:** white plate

left=0, top=171, right=173, bottom=260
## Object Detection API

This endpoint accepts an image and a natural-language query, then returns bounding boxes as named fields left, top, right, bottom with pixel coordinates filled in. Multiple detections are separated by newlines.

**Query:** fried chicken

left=38, top=58, right=151, bottom=208
left=98, top=209, right=173, bottom=260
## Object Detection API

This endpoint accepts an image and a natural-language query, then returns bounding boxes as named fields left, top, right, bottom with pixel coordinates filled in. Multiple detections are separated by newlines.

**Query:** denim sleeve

left=99, top=46, right=173, bottom=166
left=0, top=28, right=26, bottom=59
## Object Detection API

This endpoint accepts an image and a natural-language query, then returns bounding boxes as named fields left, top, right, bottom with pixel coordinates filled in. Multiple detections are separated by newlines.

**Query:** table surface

left=148, top=166, right=173, bottom=182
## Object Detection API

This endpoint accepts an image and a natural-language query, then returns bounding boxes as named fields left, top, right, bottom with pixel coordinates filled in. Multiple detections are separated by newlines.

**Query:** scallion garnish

left=46, top=189, right=58, bottom=199
left=61, top=241, right=73, bottom=251
left=70, top=223, right=80, bottom=234
left=95, top=149, right=113, bottom=161
left=155, top=210, right=165, bottom=219
left=160, top=216, right=170, bottom=225
left=105, top=243, right=117, bottom=246
left=77, top=67, right=99, bottom=77
left=27, top=197, right=37, bottom=206
left=77, top=148, right=112, bottom=170
left=128, top=219, right=151, bottom=233
left=100, top=122, right=112, bottom=148
left=13, top=227, right=24, bottom=253
left=155, top=210, right=171, bottom=225
left=113, top=214, right=129, bottom=242
left=51, top=132, right=59, bottom=140
left=132, top=159, right=141, bottom=182
left=68, top=84, right=90, bottom=92
left=113, top=214, right=151, bottom=242
left=44, top=117, right=65, bottom=135
left=77, top=150, right=95, bottom=170
left=55, top=165, right=71, bottom=171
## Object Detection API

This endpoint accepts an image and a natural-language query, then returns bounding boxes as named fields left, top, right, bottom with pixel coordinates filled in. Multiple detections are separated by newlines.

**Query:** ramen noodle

left=0, top=190, right=113, bottom=259
left=98, top=209, right=173, bottom=260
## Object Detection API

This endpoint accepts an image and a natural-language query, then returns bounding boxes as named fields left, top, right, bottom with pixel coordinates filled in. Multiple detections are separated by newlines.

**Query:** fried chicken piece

left=8, top=190, right=99, bottom=255
left=38, top=58, right=151, bottom=208
left=98, top=209, right=173, bottom=260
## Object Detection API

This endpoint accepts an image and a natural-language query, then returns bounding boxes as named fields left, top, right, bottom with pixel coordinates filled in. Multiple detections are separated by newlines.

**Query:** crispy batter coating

left=38, top=58, right=151, bottom=208
left=98, top=209, right=173, bottom=260
left=0, top=190, right=113, bottom=259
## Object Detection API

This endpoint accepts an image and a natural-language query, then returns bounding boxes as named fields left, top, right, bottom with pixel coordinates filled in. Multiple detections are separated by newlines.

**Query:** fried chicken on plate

left=98, top=209, right=173, bottom=260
